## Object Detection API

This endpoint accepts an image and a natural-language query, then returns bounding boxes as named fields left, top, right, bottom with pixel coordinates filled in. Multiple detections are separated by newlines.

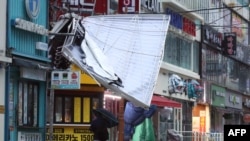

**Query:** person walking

left=90, top=112, right=109, bottom=141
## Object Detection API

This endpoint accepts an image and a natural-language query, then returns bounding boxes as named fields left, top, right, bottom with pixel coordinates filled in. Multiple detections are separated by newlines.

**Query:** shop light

left=104, top=94, right=122, bottom=100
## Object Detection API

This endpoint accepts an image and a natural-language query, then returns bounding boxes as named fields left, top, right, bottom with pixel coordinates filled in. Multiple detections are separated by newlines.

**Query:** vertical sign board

left=51, top=71, right=80, bottom=89
left=223, top=32, right=237, bottom=55
left=232, top=13, right=248, bottom=45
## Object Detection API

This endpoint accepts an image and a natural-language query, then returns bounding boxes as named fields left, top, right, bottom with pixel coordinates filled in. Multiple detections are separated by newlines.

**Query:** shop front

left=46, top=64, right=106, bottom=141
left=151, top=94, right=182, bottom=141
left=0, top=1, right=12, bottom=141
left=6, top=0, right=50, bottom=141
left=154, top=70, right=201, bottom=133
left=210, top=84, right=226, bottom=133
left=192, top=105, right=208, bottom=133
left=224, top=89, right=242, bottom=125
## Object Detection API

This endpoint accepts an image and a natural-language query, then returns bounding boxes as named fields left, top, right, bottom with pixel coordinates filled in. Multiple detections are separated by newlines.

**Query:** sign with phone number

left=46, top=127, right=94, bottom=141
left=46, top=134, right=93, bottom=141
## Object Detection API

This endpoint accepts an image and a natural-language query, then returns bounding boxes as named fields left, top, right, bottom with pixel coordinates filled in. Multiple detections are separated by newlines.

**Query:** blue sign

left=25, top=0, right=40, bottom=19
left=166, top=8, right=183, bottom=30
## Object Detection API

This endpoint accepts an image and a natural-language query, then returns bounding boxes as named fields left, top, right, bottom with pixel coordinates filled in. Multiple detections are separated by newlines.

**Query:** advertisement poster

left=192, top=117, right=200, bottom=132
left=232, top=13, right=248, bottom=45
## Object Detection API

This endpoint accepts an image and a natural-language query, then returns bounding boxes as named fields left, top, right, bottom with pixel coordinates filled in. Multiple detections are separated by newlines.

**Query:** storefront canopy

left=151, top=95, right=182, bottom=108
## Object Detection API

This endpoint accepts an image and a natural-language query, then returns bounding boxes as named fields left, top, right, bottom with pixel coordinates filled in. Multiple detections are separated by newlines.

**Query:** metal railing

left=170, top=131, right=224, bottom=141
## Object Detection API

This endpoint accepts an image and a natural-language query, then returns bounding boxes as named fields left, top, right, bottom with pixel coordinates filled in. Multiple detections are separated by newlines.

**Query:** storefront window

left=53, top=96, right=100, bottom=124
left=65, top=97, right=72, bottom=122
left=109, top=0, right=118, bottom=14
left=55, top=97, right=62, bottom=122
left=18, top=81, right=39, bottom=127
left=83, top=97, right=90, bottom=123
left=164, top=32, right=199, bottom=73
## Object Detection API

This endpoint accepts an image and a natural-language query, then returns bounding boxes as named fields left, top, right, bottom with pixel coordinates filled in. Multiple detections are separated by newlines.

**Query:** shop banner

left=225, top=90, right=242, bottom=109
left=211, top=84, right=226, bottom=107
left=46, top=127, right=93, bottom=141
left=51, top=71, right=80, bottom=89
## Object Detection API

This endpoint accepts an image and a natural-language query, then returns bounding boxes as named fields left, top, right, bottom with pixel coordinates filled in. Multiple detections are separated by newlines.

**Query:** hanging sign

left=223, top=32, right=237, bottom=55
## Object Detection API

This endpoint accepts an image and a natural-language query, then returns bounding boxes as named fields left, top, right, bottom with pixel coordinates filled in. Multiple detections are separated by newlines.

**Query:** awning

left=13, top=56, right=52, bottom=70
left=151, top=95, right=182, bottom=108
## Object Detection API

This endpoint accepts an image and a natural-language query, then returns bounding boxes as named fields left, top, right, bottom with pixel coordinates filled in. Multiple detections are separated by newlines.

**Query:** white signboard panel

left=62, top=14, right=170, bottom=107
left=51, top=71, right=80, bottom=89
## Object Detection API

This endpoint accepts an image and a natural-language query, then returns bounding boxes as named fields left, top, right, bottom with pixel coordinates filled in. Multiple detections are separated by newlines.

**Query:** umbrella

left=93, top=108, right=119, bottom=128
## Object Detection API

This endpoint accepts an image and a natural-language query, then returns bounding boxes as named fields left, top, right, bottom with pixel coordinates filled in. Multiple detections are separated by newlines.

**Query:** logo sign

left=229, top=95, right=240, bottom=105
left=25, top=0, right=40, bottom=19
left=224, top=125, right=250, bottom=140
left=51, top=71, right=80, bottom=89
left=244, top=98, right=250, bottom=108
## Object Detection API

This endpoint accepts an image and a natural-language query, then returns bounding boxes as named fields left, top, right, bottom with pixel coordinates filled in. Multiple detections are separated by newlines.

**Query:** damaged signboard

left=49, top=13, right=170, bottom=107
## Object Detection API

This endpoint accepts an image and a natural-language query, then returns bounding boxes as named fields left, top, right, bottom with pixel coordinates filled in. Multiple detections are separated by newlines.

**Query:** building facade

left=4, top=0, right=250, bottom=141
left=6, top=0, right=50, bottom=141
left=146, top=0, right=250, bottom=135
left=0, top=1, right=12, bottom=141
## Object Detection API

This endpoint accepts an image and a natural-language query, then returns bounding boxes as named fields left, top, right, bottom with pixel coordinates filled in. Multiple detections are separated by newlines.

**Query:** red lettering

left=182, top=17, right=196, bottom=36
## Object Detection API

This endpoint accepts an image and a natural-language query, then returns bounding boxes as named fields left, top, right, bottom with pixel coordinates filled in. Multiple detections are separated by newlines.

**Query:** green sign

left=211, top=85, right=225, bottom=107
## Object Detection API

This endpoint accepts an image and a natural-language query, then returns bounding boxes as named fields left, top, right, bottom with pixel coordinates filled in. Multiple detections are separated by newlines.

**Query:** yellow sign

left=46, top=126, right=93, bottom=141
left=0, top=105, right=4, bottom=114
left=71, top=64, right=98, bottom=85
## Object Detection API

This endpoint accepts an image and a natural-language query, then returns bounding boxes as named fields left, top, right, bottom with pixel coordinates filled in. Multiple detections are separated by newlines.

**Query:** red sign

left=118, top=0, right=139, bottom=13
left=49, top=0, right=107, bottom=22
left=183, top=17, right=196, bottom=36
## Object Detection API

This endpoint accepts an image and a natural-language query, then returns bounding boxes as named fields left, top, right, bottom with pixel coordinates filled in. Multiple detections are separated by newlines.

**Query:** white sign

left=20, top=67, right=46, bottom=81
left=229, top=95, right=240, bottom=104
left=66, top=14, right=170, bottom=107
left=18, top=131, right=42, bottom=141
left=244, top=98, right=250, bottom=108
left=51, top=71, right=80, bottom=89
left=13, top=18, right=48, bottom=35
left=36, top=42, right=48, bottom=51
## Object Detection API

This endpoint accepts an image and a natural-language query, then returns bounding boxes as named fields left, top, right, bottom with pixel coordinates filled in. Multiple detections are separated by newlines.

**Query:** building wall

left=7, top=1, right=49, bottom=141
left=0, top=68, right=6, bottom=141
left=1, top=1, right=12, bottom=141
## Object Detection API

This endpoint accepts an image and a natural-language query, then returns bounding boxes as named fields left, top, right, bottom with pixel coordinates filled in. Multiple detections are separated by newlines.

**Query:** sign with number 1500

left=46, top=127, right=93, bottom=141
